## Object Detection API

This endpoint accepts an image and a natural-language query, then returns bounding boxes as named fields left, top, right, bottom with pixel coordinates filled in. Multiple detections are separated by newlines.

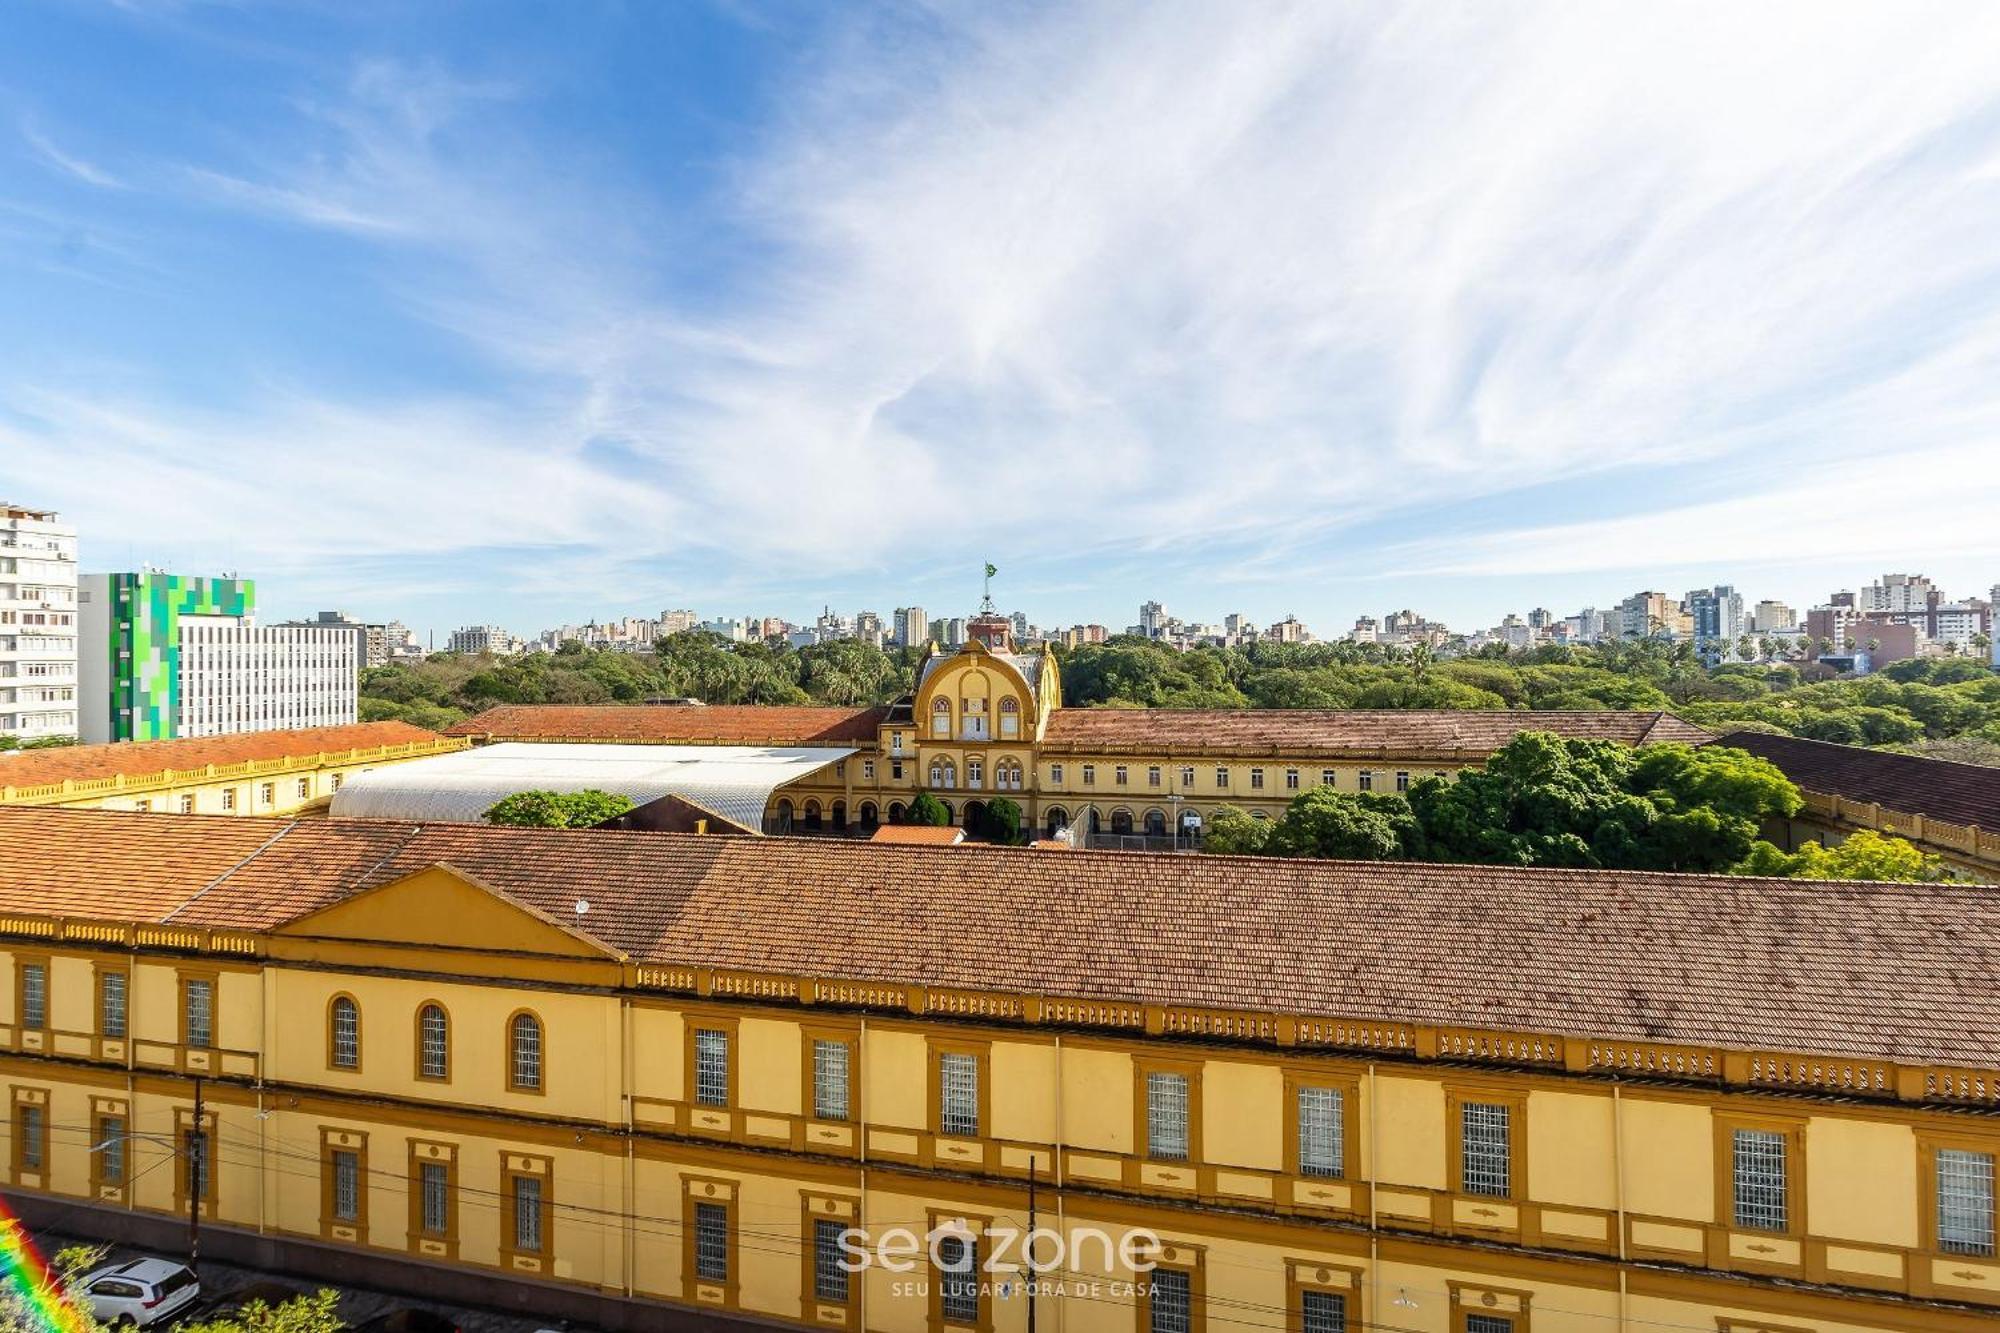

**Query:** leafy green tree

left=1741, top=830, right=1945, bottom=882
left=907, top=792, right=951, bottom=826
left=1200, top=805, right=1272, bottom=856
left=183, top=1289, right=346, bottom=1333
left=483, top=789, right=635, bottom=827
left=981, top=797, right=1024, bottom=844
left=1263, top=788, right=1413, bottom=860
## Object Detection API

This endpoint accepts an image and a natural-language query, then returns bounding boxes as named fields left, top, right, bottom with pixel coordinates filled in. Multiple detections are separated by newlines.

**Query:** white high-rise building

left=1860, top=573, right=1937, bottom=614
left=894, top=606, right=928, bottom=648
left=447, top=625, right=517, bottom=655
left=1138, top=600, right=1166, bottom=637
left=0, top=503, right=79, bottom=741
left=77, top=571, right=355, bottom=742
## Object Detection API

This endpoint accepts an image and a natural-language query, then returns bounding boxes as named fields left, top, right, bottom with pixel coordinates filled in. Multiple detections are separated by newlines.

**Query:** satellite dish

left=574, top=899, right=590, bottom=916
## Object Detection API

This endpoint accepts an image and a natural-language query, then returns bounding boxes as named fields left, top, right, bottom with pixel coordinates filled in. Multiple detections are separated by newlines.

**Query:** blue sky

left=4, top=1, right=2000, bottom=640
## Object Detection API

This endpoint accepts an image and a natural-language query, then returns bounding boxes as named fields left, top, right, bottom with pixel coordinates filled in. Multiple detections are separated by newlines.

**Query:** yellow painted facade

left=0, top=863, right=1995, bottom=1332
left=771, top=639, right=1483, bottom=840
left=0, top=733, right=467, bottom=817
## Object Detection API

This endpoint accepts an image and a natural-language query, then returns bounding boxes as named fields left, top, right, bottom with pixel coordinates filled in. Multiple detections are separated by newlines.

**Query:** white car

left=81, top=1258, right=202, bottom=1328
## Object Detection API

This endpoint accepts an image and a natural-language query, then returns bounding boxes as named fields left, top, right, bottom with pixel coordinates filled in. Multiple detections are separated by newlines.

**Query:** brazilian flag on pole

left=985, top=563, right=998, bottom=579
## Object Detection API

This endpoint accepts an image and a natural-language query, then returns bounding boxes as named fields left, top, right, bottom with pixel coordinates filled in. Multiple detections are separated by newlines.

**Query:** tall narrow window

left=1732, top=1128, right=1789, bottom=1231
left=185, top=1127, right=210, bottom=1203
left=1939, top=1149, right=1996, bottom=1256
left=812, top=1038, right=850, bottom=1121
left=1286, top=768, right=1300, bottom=790
left=813, top=1219, right=851, bottom=1302
left=96, top=1115, right=125, bottom=1186
left=1464, top=1317, right=1514, bottom=1333
left=694, top=1201, right=730, bottom=1281
left=1460, top=1101, right=1512, bottom=1197
left=509, top=1013, right=543, bottom=1091
left=329, top=997, right=360, bottom=1070
left=1148, top=1267, right=1191, bottom=1333
left=939, top=1051, right=980, bottom=1137
left=99, top=972, right=127, bottom=1039
left=695, top=1028, right=730, bottom=1107
left=20, top=964, right=46, bottom=1031
left=1300, top=1289, right=1346, bottom=1333
left=1320, top=769, right=1335, bottom=787
left=419, top=1162, right=449, bottom=1235
left=17, top=1105, right=45, bottom=1172
left=512, top=1175, right=544, bottom=1253
left=1297, top=1086, right=1344, bottom=1178
left=1146, top=1072, right=1190, bottom=1161
left=418, top=1005, right=449, bottom=1079
left=1358, top=770, right=1374, bottom=792
left=183, top=978, right=214, bottom=1050
left=332, top=1150, right=360, bottom=1223
left=937, top=1235, right=980, bottom=1322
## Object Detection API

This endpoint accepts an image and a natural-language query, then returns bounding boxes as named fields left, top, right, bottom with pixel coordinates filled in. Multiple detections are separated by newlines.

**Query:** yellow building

left=0, top=720, right=466, bottom=816
left=447, top=623, right=1708, bottom=842
left=0, top=805, right=1995, bottom=1332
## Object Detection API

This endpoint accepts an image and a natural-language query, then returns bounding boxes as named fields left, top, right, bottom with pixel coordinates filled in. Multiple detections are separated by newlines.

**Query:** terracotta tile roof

left=2, top=807, right=1996, bottom=1069
left=1715, top=731, right=2000, bottom=830
left=0, top=721, right=449, bottom=791
left=446, top=704, right=887, bottom=747
left=1040, top=708, right=1710, bottom=756
left=868, top=825, right=967, bottom=845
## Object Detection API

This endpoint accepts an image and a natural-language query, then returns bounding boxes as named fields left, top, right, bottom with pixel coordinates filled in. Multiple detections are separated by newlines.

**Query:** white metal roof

left=327, top=742, right=856, bottom=829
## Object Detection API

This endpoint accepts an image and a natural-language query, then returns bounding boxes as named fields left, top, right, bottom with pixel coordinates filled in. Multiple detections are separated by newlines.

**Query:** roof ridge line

left=160, top=819, right=306, bottom=924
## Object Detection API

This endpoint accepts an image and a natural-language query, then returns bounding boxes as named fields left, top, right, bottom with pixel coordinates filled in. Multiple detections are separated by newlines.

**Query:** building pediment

left=271, top=861, right=626, bottom=961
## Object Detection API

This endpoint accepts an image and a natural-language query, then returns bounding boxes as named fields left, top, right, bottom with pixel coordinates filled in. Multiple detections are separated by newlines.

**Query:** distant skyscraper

left=1138, top=601, right=1165, bottom=637
left=447, top=625, right=516, bottom=656
left=1685, top=586, right=1744, bottom=654
left=894, top=606, right=928, bottom=648
left=941, top=617, right=968, bottom=647
left=1859, top=573, right=1937, bottom=613
left=0, top=502, right=78, bottom=741
left=1748, top=600, right=1797, bottom=634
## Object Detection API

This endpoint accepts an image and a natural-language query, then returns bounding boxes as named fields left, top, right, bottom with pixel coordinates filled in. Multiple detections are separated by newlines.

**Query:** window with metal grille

left=1250, top=768, right=1265, bottom=789
left=1148, top=1268, right=1191, bottom=1333
left=184, top=979, right=214, bottom=1049
left=89, top=1115, right=123, bottom=1186
left=510, top=1013, right=543, bottom=1090
left=1320, top=769, right=1335, bottom=787
left=1732, top=1128, right=1788, bottom=1231
left=19, top=1106, right=43, bottom=1171
left=332, top=1150, right=359, bottom=1222
left=21, top=965, right=45, bottom=1030
left=1460, top=1102, right=1511, bottom=1197
left=939, top=1052, right=980, bottom=1136
left=419, top=1005, right=448, bottom=1078
left=100, top=972, right=127, bottom=1038
left=1395, top=771, right=1410, bottom=792
left=937, top=1235, right=979, bottom=1322
left=420, top=1162, right=449, bottom=1235
left=813, top=1218, right=850, bottom=1301
left=1464, top=1316, right=1513, bottom=1333
left=694, top=1201, right=729, bottom=1281
left=1300, top=1289, right=1346, bottom=1333
left=512, top=1175, right=543, bottom=1252
left=330, top=998, right=360, bottom=1069
left=186, top=1128, right=208, bottom=1200
left=1146, top=1072, right=1189, bottom=1161
left=1939, top=1149, right=1995, bottom=1255
left=1148, top=766, right=1162, bottom=787
left=1286, top=768, right=1300, bottom=790
left=695, top=1028, right=730, bottom=1106
left=813, top=1039, right=850, bottom=1120
left=1358, top=770, right=1373, bottom=791
left=1298, top=1086, right=1344, bottom=1177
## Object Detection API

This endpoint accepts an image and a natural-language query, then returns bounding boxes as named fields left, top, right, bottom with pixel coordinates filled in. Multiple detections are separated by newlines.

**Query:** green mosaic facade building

left=86, top=573, right=255, bottom=742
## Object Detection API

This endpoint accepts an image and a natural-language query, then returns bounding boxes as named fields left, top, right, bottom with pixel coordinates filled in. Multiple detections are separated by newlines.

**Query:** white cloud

left=21, top=120, right=124, bottom=189
left=13, top=2, right=2000, bottom=621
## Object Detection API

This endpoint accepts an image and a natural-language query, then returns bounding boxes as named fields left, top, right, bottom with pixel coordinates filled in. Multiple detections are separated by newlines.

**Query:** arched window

left=1144, top=809, right=1167, bottom=837
left=999, top=697, right=1021, bottom=738
left=832, top=800, right=847, bottom=831
left=931, top=697, right=952, bottom=737
left=929, top=759, right=957, bottom=789
left=803, top=799, right=823, bottom=832
left=417, top=1003, right=449, bottom=1080
left=774, top=798, right=794, bottom=833
left=1045, top=807, right=1069, bottom=836
left=887, top=802, right=907, bottom=824
left=1111, top=809, right=1135, bottom=836
left=996, top=759, right=1024, bottom=791
left=509, top=1012, right=543, bottom=1092
left=859, top=802, right=879, bottom=828
left=328, top=995, right=359, bottom=1070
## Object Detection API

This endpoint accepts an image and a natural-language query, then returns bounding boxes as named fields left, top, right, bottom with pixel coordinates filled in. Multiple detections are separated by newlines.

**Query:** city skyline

left=6, top=4, right=2000, bottom=632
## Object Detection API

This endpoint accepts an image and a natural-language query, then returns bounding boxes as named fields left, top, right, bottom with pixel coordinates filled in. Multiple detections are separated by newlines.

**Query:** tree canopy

left=483, top=788, right=635, bottom=828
